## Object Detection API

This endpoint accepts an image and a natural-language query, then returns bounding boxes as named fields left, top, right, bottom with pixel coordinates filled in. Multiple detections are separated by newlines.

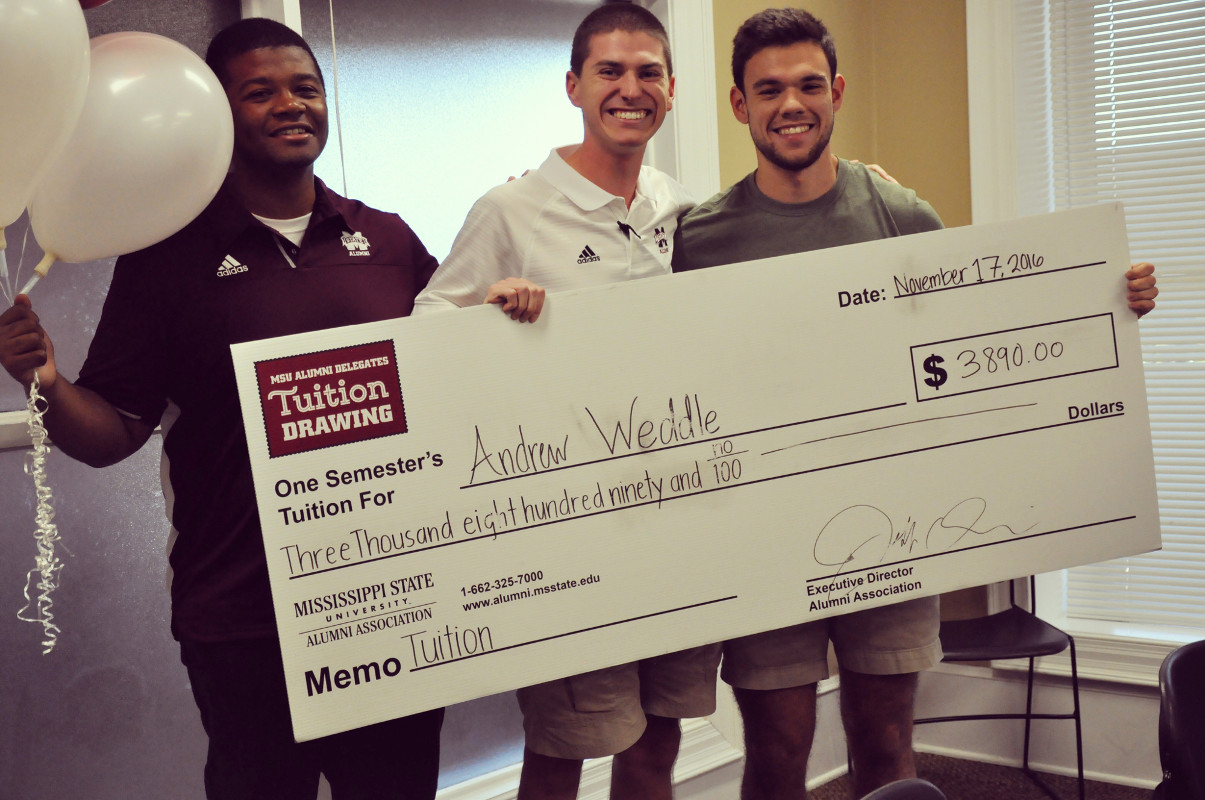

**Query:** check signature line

left=407, top=595, right=738, bottom=672
left=761, top=403, right=1036, bottom=455
left=892, top=261, right=1104, bottom=300
left=291, top=413, right=1127, bottom=580
left=460, top=401, right=905, bottom=490
left=805, top=515, right=1137, bottom=583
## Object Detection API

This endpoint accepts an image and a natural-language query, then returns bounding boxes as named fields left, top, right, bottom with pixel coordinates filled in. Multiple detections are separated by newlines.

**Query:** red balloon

left=79, top=0, right=113, bottom=8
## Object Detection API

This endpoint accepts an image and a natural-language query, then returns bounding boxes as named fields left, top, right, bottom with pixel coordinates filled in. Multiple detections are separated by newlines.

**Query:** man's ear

left=730, top=85, right=749, bottom=124
left=666, top=75, right=675, bottom=111
left=831, top=73, right=845, bottom=113
left=566, top=70, right=582, bottom=108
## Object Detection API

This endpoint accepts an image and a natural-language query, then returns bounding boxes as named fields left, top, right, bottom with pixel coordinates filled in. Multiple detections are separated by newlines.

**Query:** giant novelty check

left=232, top=203, right=1160, bottom=741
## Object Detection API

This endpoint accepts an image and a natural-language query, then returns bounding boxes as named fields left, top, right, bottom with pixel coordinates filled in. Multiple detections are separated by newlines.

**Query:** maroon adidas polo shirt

left=76, top=178, right=437, bottom=642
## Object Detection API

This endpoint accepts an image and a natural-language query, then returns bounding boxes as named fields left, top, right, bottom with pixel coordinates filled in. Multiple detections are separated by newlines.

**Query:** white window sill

left=1, top=409, right=31, bottom=451
left=996, top=628, right=1187, bottom=687
left=989, top=576, right=1202, bottom=686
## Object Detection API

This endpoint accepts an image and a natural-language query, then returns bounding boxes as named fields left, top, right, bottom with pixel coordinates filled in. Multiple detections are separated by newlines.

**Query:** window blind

left=1015, top=0, right=1205, bottom=631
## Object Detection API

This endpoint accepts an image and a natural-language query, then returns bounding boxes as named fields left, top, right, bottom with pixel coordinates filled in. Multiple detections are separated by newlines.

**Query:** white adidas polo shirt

left=413, top=146, right=694, bottom=311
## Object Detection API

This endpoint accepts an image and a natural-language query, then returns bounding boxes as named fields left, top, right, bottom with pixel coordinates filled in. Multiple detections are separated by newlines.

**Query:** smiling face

left=224, top=45, right=328, bottom=176
left=567, top=29, right=674, bottom=160
left=732, top=40, right=843, bottom=175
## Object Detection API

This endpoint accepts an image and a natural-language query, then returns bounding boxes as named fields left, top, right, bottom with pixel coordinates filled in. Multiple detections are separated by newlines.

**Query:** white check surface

left=232, top=203, right=1160, bottom=741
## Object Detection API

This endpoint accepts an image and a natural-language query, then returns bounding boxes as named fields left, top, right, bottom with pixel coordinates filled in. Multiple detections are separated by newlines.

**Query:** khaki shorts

left=517, top=644, right=722, bottom=759
left=721, top=596, right=942, bottom=690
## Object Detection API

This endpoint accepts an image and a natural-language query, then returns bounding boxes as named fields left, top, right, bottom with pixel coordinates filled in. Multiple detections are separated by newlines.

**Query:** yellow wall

left=711, top=0, right=972, bottom=228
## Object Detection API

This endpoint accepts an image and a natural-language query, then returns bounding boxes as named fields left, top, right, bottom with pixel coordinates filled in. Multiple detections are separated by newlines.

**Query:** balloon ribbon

left=0, top=226, right=9, bottom=303
left=18, top=252, right=56, bottom=297
left=16, top=372, right=66, bottom=654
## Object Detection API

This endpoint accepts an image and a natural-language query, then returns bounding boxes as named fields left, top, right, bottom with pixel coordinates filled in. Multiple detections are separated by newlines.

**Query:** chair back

left=860, top=778, right=947, bottom=800
left=1157, top=639, right=1205, bottom=800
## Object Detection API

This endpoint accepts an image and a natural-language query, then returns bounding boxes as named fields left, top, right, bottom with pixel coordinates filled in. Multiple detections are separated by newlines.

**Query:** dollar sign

left=923, top=354, right=948, bottom=390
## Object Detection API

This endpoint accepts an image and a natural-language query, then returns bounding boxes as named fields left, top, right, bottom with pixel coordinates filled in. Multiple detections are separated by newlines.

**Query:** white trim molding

left=0, top=409, right=29, bottom=451
left=965, top=0, right=1018, bottom=225
left=240, top=0, right=303, bottom=33
left=644, top=0, right=721, bottom=202
left=434, top=716, right=743, bottom=800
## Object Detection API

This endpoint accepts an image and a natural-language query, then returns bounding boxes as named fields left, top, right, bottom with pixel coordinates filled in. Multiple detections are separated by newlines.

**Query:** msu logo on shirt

left=341, top=231, right=372, bottom=256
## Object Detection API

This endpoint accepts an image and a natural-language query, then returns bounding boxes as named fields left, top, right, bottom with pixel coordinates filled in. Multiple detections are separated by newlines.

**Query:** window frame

left=965, top=0, right=1197, bottom=686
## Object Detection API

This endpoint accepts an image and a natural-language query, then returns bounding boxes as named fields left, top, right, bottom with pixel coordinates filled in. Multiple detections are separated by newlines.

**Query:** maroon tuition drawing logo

left=255, top=340, right=408, bottom=457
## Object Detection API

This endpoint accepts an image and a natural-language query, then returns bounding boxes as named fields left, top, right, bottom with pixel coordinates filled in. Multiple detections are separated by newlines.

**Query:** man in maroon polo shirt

left=0, top=18, right=443, bottom=800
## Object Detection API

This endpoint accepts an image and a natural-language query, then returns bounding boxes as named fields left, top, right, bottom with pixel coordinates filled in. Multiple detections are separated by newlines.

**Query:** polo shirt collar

left=542, top=146, right=633, bottom=213
left=311, top=178, right=350, bottom=228
left=201, top=175, right=350, bottom=248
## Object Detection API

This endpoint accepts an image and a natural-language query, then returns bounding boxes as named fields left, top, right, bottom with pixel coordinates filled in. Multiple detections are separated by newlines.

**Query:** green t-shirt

left=673, top=159, right=944, bottom=272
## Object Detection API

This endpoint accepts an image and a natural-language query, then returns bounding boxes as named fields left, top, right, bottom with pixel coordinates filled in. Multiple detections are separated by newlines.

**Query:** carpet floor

left=808, top=753, right=1154, bottom=800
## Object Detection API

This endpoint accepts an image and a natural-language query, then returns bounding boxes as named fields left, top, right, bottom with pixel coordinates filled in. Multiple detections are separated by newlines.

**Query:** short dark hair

left=570, top=2, right=673, bottom=77
left=731, top=8, right=837, bottom=93
left=205, top=17, right=324, bottom=90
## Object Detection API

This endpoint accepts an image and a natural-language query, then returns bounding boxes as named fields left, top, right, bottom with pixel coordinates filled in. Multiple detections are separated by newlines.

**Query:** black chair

left=860, top=778, right=947, bottom=800
left=914, top=576, right=1084, bottom=800
left=1153, top=639, right=1205, bottom=800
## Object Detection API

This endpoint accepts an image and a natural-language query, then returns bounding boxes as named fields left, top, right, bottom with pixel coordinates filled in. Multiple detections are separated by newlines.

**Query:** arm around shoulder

left=866, top=167, right=945, bottom=235
left=672, top=195, right=729, bottom=273
left=900, top=193, right=945, bottom=235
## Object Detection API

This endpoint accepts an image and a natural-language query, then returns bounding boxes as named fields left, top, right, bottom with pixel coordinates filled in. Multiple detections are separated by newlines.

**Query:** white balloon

left=28, top=32, right=234, bottom=263
left=0, top=0, right=90, bottom=227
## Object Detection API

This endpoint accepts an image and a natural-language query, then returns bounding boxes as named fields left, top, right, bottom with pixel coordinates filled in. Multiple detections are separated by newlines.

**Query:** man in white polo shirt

left=414, top=3, right=690, bottom=324
left=413, top=6, right=718, bottom=800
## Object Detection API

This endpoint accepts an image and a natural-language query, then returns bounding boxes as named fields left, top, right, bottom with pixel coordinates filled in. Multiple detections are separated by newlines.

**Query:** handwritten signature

left=813, top=498, right=1034, bottom=573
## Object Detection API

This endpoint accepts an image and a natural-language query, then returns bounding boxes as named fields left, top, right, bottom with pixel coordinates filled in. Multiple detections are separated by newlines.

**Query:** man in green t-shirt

left=674, top=8, right=1158, bottom=799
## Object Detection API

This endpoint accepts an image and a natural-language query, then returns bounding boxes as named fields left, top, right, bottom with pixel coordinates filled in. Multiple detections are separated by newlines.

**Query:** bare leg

left=517, top=746, right=584, bottom=800
left=610, top=714, right=681, bottom=800
left=735, top=683, right=818, bottom=800
left=839, top=668, right=918, bottom=797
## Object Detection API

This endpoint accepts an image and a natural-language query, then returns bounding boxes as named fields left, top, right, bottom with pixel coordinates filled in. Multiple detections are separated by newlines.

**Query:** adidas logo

left=577, top=245, right=600, bottom=264
left=216, top=254, right=248, bottom=277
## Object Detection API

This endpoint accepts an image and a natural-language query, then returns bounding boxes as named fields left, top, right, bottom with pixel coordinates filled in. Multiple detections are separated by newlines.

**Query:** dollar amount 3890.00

left=910, top=314, right=1120, bottom=400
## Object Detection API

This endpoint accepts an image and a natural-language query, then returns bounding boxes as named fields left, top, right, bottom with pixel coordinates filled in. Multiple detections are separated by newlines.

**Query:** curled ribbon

left=16, top=372, right=66, bottom=654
